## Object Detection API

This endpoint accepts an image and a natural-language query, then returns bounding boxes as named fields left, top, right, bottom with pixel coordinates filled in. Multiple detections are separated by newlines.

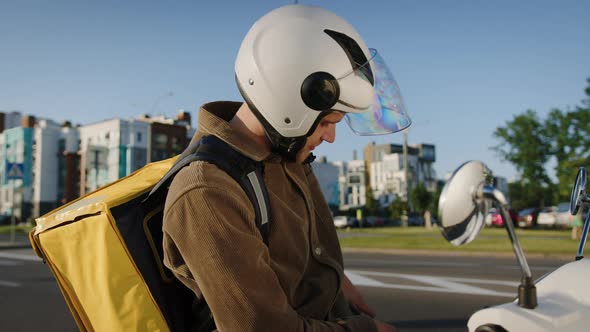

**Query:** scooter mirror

left=438, top=161, right=492, bottom=246
left=570, top=167, right=586, bottom=215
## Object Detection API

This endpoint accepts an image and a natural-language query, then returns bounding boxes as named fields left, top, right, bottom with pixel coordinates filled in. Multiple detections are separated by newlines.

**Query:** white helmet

left=235, top=4, right=411, bottom=158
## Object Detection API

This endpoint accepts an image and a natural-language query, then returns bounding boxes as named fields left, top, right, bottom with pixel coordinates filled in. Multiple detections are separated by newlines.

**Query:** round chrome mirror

left=570, top=167, right=586, bottom=215
left=439, top=161, right=491, bottom=246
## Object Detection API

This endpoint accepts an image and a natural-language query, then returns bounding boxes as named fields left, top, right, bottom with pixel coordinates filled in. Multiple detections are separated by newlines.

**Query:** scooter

left=438, top=161, right=590, bottom=332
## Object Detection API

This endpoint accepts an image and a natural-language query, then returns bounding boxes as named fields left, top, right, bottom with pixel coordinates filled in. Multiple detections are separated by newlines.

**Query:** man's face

left=296, top=112, right=345, bottom=163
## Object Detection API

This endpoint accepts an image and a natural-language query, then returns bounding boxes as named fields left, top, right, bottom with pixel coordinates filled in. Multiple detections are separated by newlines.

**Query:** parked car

left=485, top=208, right=518, bottom=227
left=333, top=215, right=356, bottom=229
left=517, top=207, right=539, bottom=228
left=383, top=218, right=401, bottom=227
left=364, top=216, right=384, bottom=227
left=0, top=214, right=12, bottom=226
left=407, top=214, right=424, bottom=226
left=537, top=206, right=557, bottom=228
left=554, top=202, right=573, bottom=228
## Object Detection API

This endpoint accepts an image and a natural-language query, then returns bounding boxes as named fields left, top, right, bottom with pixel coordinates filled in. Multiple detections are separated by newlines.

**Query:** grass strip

left=338, top=227, right=580, bottom=255
left=0, top=225, right=34, bottom=234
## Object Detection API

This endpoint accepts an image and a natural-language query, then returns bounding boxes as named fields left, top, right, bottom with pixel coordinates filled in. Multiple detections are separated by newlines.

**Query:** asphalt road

left=0, top=247, right=569, bottom=332
left=342, top=251, right=568, bottom=331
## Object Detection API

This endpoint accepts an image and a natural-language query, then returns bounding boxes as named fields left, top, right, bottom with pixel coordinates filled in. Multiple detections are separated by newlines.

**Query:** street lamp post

left=403, top=129, right=409, bottom=199
left=402, top=129, right=410, bottom=227
left=8, top=143, right=16, bottom=243
left=94, top=149, right=101, bottom=191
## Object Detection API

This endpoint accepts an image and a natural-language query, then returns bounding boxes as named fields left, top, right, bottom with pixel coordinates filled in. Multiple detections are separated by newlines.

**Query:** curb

left=0, top=242, right=31, bottom=250
left=341, top=247, right=573, bottom=261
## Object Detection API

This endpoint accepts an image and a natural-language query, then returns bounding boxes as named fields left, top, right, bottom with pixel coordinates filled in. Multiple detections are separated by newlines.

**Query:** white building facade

left=369, top=143, right=437, bottom=206
left=336, top=159, right=367, bottom=210
left=32, top=120, right=81, bottom=217
left=79, top=119, right=149, bottom=194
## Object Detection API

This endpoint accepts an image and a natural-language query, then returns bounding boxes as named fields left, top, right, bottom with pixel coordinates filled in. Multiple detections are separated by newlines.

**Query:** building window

left=155, top=134, right=167, bottom=145
left=137, top=132, right=142, bottom=142
left=171, top=136, right=181, bottom=152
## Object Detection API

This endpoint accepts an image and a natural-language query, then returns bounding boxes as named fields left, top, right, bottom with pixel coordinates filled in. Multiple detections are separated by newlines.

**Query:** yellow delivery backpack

left=29, top=135, right=271, bottom=332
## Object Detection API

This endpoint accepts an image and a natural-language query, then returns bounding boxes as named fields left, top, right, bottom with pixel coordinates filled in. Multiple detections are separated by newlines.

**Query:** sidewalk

left=0, top=233, right=31, bottom=249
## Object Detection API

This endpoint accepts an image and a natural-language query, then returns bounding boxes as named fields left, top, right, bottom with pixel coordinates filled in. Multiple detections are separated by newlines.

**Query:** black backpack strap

left=146, top=135, right=271, bottom=244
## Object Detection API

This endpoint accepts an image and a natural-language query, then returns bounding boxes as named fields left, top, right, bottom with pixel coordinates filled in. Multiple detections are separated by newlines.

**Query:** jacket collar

left=192, top=101, right=273, bottom=162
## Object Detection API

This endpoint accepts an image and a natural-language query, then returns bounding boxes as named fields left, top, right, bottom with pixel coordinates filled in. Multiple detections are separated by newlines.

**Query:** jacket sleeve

left=162, top=169, right=377, bottom=332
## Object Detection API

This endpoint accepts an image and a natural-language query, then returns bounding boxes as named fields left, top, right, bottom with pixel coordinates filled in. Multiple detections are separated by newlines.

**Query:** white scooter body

left=468, top=258, right=590, bottom=332
left=467, top=259, right=590, bottom=332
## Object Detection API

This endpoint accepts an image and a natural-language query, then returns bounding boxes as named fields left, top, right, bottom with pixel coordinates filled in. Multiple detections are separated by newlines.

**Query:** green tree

left=365, top=185, right=378, bottom=216
left=430, top=180, right=445, bottom=218
left=493, top=77, right=590, bottom=207
left=388, top=197, right=407, bottom=221
left=409, top=183, right=433, bottom=214
left=493, top=110, right=552, bottom=207
left=507, top=181, right=555, bottom=210
left=541, top=78, right=590, bottom=202
left=544, top=107, right=590, bottom=201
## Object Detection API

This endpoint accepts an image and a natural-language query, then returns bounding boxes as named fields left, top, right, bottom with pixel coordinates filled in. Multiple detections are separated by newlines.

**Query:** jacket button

left=314, top=247, right=322, bottom=256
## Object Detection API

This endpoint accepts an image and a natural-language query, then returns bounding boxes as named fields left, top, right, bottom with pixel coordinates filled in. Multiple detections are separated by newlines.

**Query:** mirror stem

left=483, top=186, right=537, bottom=309
left=498, top=205, right=532, bottom=279
left=499, top=205, right=537, bottom=309
left=576, top=212, right=590, bottom=260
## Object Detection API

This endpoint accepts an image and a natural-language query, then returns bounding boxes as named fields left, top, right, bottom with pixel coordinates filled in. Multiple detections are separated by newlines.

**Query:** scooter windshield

left=338, top=48, right=412, bottom=136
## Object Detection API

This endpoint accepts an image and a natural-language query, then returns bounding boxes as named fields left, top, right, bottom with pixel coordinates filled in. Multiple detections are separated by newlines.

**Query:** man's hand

left=342, top=275, right=398, bottom=331
left=341, top=274, right=376, bottom=317
left=375, top=320, right=399, bottom=332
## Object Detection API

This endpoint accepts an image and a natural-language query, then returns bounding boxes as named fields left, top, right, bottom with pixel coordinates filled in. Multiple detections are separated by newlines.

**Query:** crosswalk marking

left=0, top=280, right=20, bottom=288
left=0, top=259, right=22, bottom=266
left=345, top=270, right=516, bottom=298
left=0, top=252, right=519, bottom=298
left=0, top=252, right=42, bottom=262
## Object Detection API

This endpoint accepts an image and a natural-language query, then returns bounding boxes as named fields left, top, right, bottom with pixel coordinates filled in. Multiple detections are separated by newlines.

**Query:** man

left=163, top=4, right=411, bottom=331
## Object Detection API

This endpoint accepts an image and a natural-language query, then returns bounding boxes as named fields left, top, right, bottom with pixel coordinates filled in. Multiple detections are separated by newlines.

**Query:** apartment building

left=0, top=122, right=34, bottom=221
left=78, top=111, right=191, bottom=195
left=367, top=142, right=436, bottom=206
left=137, top=111, right=190, bottom=162
left=79, top=118, right=150, bottom=194
left=334, top=159, right=367, bottom=210
left=370, top=153, right=408, bottom=206
left=32, top=119, right=80, bottom=217
left=0, top=108, right=196, bottom=219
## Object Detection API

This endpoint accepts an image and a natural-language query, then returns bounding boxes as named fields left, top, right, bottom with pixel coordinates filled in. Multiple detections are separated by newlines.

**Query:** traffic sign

left=6, top=162, right=24, bottom=180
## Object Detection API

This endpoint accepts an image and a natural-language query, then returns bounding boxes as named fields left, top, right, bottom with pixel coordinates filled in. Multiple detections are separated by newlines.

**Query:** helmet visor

left=340, top=48, right=411, bottom=135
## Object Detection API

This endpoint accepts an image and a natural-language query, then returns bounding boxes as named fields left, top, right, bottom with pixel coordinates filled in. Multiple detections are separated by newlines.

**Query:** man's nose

left=321, top=125, right=336, bottom=143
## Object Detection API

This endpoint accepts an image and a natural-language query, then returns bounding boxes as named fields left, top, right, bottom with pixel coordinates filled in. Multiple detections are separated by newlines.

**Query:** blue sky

left=1, top=0, right=589, bottom=181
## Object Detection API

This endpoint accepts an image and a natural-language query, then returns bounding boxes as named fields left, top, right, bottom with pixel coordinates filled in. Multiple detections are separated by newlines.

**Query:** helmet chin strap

left=236, top=74, right=329, bottom=162
left=283, top=137, right=307, bottom=161
left=250, top=105, right=307, bottom=161
left=236, top=76, right=309, bottom=161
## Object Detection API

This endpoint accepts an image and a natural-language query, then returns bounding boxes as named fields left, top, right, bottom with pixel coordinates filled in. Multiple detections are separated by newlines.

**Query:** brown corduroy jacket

left=163, top=101, right=377, bottom=332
